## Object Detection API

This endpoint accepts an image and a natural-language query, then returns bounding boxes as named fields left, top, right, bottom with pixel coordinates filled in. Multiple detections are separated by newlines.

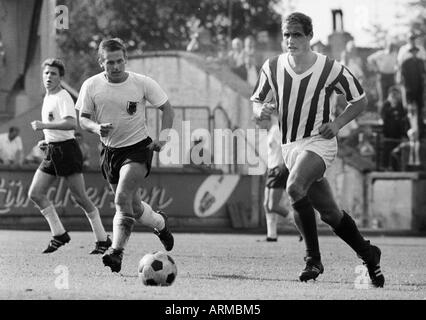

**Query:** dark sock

left=333, top=211, right=371, bottom=260
left=292, top=196, right=320, bottom=260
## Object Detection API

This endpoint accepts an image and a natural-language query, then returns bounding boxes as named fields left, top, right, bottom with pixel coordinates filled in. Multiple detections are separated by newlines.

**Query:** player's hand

left=98, top=123, right=113, bottom=137
left=318, top=122, right=339, bottom=139
left=31, top=120, right=44, bottom=131
left=37, top=140, right=48, bottom=151
left=259, top=103, right=275, bottom=120
left=148, top=140, right=166, bottom=152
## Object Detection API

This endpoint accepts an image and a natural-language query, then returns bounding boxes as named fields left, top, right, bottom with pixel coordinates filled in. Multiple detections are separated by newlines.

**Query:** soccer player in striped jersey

left=251, top=12, right=385, bottom=287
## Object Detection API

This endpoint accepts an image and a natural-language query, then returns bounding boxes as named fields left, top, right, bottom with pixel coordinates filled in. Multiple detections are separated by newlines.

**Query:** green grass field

left=1, top=230, right=425, bottom=300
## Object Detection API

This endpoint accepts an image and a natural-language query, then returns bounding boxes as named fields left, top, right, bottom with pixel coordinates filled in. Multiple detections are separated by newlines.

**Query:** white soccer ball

left=138, top=251, right=177, bottom=286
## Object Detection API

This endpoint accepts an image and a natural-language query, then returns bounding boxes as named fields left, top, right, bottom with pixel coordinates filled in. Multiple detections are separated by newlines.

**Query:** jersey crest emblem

left=126, top=101, right=138, bottom=115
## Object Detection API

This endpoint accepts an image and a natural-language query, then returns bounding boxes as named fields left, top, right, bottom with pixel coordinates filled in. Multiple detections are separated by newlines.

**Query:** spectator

left=75, top=132, right=91, bottom=169
left=244, top=35, right=259, bottom=88
left=367, top=40, right=398, bottom=112
left=397, top=31, right=426, bottom=66
left=0, top=126, right=24, bottom=166
left=380, top=86, right=409, bottom=170
left=358, top=132, right=375, bottom=163
left=186, top=32, right=200, bottom=52
left=391, top=128, right=423, bottom=171
left=186, top=26, right=216, bottom=56
left=400, top=46, right=426, bottom=137
left=227, top=37, right=247, bottom=81
left=341, top=40, right=365, bottom=85
left=216, top=34, right=228, bottom=62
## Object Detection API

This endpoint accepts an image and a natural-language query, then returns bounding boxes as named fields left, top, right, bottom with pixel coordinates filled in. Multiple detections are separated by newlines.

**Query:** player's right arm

left=79, top=113, right=113, bottom=138
left=250, top=60, right=276, bottom=120
left=76, top=79, right=113, bottom=138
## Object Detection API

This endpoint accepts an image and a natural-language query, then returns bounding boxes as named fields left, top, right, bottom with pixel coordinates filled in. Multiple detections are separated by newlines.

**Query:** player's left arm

left=149, top=100, right=175, bottom=152
left=158, top=100, right=174, bottom=135
left=319, top=66, right=367, bottom=139
left=143, top=76, right=175, bottom=152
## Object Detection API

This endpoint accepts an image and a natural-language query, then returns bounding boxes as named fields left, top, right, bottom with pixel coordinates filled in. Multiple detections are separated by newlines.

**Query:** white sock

left=84, top=207, right=107, bottom=242
left=138, top=202, right=165, bottom=230
left=41, top=205, right=66, bottom=237
left=266, top=212, right=278, bottom=239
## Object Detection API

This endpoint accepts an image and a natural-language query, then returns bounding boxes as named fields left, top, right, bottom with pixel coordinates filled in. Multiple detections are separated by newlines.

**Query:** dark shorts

left=265, top=165, right=289, bottom=189
left=39, top=139, right=83, bottom=177
left=100, top=137, right=154, bottom=184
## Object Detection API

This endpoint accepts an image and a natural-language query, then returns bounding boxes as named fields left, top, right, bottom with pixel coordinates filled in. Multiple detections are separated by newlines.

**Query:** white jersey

left=42, top=89, right=76, bottom=143
left=75, top=71, right=168, bottom=148
left=267, top=123, right=284, bottom=169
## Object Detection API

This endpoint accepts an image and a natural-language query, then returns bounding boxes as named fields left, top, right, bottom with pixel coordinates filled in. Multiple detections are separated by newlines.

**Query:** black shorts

left=265, top=165, right=289, bottom=189
left=39, top=139, right=83, bottom=177
left=100, top=137, right=154, bottom=184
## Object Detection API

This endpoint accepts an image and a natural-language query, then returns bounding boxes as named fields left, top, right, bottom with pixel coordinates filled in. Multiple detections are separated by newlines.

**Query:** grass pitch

left=1, top=230, right=425, bottom=300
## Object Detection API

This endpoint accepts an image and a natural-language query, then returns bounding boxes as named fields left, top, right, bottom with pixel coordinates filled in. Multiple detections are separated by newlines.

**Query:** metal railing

left=148, top=104, right=266, bottom=174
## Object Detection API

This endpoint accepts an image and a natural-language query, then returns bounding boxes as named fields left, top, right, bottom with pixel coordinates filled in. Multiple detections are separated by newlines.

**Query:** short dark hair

left=9, top=126, right=19, bottom=134
left=387, top=85, right=400, bottom=96
left=98, top=38, right=127, bottom=61
left=282, top=12, right=313, bottom=36
left=42, top=58, right=65, bottom=76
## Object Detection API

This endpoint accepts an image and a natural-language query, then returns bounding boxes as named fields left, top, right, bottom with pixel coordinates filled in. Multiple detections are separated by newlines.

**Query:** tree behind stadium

left=56, top=0, right=282, bottom=89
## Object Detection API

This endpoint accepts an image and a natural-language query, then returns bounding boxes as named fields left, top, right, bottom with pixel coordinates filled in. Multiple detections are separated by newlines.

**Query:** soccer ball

left=138, top=251, right=177, bottom=286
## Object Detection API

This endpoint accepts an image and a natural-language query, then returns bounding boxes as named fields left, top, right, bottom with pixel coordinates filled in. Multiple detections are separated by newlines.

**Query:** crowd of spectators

left=1, top=28, right=425, bottom=174
left=185, top=24, right=261, bottom=89
left=333, top=31, right=426, bottom=172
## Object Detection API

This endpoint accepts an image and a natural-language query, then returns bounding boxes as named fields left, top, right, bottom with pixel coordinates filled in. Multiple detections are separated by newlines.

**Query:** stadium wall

left=127, top=51, right=253, bottom=131
left=0, top=168, right=262, bottom=232
left=1, top=165, right=426, bottom=232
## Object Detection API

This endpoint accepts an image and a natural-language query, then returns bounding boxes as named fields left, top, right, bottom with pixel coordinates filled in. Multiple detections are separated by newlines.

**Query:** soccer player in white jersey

left=28, top=58, right=111, bottom=254
left=257, top=113, right=291, bottom=242
left=251, top=13, right=385, bottom=287
left=75, top=38, right=175, bottom=273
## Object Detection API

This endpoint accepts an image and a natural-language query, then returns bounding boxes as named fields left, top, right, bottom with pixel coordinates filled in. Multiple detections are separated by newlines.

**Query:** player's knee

left=286, top=182, right=305, bottom=202
left=114, top=192, right=132, bottom=210
left=263, top=199, right=271, bottom=213
left=319, top=209, right=341, bottom=227
left=28, top=188, right=43, bottom=204
left=132, top=201, right=143, bottom=220
left=270, top=203, right=286, bottom=216
left=70, top=192, right=85, bottom=207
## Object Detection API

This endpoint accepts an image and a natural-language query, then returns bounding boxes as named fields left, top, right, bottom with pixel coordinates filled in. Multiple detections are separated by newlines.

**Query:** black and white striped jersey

left=251, top=52, right=365, bottom=145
